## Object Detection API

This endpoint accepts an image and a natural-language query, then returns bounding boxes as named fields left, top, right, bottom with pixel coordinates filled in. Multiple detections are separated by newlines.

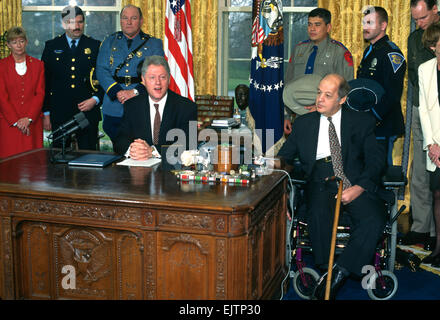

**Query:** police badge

left=84, top=47, right=91, bottom=55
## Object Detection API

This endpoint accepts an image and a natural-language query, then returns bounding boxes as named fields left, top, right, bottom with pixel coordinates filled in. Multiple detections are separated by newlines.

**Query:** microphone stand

left=48, top=115, right=89, bottom=163
left=49, top=129, right=77, bottom=164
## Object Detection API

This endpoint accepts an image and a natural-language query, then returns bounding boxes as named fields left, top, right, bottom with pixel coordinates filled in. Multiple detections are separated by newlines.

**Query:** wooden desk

left=0, top=149, right=287, bottom=300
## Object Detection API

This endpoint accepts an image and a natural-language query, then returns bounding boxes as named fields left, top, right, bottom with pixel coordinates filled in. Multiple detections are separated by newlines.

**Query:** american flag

left=164, top=0, right=195, bottom=101
left=251, top=1, right=264, bottom=46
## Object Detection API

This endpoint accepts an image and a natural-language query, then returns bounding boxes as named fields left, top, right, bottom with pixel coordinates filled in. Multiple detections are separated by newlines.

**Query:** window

left=218, top=0, right=317, bottom=96
left=22, top=0, right=120, bottom=59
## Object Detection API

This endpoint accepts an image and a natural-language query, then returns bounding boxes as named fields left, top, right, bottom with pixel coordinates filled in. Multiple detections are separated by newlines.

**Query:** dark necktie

left=127, top=38, right=133, bottom=49
left=305, top=45, right=318, bottom=74
left=153, top=104, right=161, bottom=145
left=328, top=117, right=351, bottom=190
left=70, top=39, right=77, bottom=52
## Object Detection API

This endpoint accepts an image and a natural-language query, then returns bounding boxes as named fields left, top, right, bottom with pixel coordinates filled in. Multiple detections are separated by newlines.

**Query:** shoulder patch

left=388, top=52, right=405, bottom=73
left=344, top=50, right=354, bottom=67
left=330, top=39, right=353, bottom=66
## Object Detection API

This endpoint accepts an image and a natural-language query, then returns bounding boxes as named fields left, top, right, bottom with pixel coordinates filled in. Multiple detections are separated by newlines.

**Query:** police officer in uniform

left=96, top=4, right=164, bottom=143
left=357, top=6, right=406, bottom=165
left=42, top=5, right=103, bottom=150
left=284, top=8, right=354, bottom=134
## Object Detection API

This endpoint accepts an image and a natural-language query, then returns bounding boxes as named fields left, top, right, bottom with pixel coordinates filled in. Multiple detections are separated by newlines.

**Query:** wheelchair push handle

left=390, top=205, right=406, bottom=225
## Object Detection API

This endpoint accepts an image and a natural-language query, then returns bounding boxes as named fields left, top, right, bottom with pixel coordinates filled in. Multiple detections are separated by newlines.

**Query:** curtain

left=0, top=0, right=22, bottom=59
left=122, top=0, right=218, bottom=95
left=319, top=0, right=412, bottom=211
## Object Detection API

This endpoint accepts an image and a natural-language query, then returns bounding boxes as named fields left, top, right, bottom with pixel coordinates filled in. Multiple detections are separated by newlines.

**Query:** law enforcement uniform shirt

left=96, top=30, right=164, bottom=118
left=284, top=36, right=354, bottom=116
left=41, top=33, right=103, bottom=129
left=285, top=36, right=354, bottom=85
left=357, top=35, right=406, bottom=138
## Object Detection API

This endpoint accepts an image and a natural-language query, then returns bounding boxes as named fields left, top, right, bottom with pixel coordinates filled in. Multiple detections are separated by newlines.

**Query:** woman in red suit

left=0, top=26, right=45, bottom=158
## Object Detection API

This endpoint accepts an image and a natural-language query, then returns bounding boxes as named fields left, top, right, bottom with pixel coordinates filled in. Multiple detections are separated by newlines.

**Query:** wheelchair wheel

left=292, top=267, right=320, bottom=300
left=367, top=270, right=398, bottom=300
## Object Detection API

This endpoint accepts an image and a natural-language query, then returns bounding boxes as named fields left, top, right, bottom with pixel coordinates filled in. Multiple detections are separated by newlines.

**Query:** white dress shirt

left=149, top=94, right=167, bottom=139
left=316, top=108, right=342, bottom=160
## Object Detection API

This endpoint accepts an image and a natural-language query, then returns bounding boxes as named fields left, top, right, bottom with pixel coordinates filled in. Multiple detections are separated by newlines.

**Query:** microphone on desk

left=48, top=112, right=86, bottom=139
left=52, top=118, right=89, bottom=142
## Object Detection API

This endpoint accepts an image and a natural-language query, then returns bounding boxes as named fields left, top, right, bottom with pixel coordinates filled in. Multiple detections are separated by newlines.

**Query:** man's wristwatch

left=133, top=88, right=139, bottom=96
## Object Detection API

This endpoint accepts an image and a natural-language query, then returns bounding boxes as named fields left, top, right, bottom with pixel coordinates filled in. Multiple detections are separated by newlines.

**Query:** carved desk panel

left=0, top=149, right=287, bottom=300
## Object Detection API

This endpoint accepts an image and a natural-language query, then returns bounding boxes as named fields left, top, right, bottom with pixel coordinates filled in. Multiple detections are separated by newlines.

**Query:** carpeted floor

left=282, top=244, right=440, bottom=300
left=398, top=244, right=440, bottom=276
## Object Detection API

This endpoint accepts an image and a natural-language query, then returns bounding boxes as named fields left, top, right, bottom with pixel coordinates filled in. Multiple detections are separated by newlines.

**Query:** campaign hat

left=283, top=74, right=322, bottom=115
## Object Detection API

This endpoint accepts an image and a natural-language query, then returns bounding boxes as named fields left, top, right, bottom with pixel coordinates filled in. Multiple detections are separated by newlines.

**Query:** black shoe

left=422, top=252, right=440, bottom=265
left=431, top=255, right=440, bottom=268
left=313, top=264, right=348, bottom=300
left=398, top=231, right=429, bottom=246
left=396, top=247, right=422, bottom=271
left=424, top=237, right=437, bottom=251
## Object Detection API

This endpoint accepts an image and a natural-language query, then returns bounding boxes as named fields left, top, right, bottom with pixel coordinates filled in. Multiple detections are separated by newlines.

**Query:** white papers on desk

left=116, top=157, right=161, bottom=167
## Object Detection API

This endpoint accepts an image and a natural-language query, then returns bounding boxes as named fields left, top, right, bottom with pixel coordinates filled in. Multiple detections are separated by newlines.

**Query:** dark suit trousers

left=305, top=161, right=387, bottom=276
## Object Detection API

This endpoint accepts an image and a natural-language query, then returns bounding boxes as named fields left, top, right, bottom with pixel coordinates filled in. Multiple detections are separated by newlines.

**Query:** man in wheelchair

left=275, top=74, right=387, bottom=300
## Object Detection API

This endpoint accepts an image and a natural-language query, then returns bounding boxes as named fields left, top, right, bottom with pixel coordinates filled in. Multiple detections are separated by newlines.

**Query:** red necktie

left=153, top=104, right=161, bottom=145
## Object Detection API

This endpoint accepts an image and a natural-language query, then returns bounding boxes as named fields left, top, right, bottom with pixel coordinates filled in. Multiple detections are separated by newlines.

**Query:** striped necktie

left=328, top=117, right=351, bottom=190
left=153, top=104, right=161, bottom=145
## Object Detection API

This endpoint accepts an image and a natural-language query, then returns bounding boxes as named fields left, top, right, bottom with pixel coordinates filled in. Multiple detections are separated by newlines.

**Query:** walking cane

left=325, top=176, right=343, bottom=300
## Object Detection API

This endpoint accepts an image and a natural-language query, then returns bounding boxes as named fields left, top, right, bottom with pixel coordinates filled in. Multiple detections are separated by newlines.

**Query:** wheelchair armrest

left=289, top=158, right=307, bottom=185
left=289, top=164, right=407, bottom=188
left=291, top=178, right=307, bottom=185
left=382, top=165, right=407, bottom=188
